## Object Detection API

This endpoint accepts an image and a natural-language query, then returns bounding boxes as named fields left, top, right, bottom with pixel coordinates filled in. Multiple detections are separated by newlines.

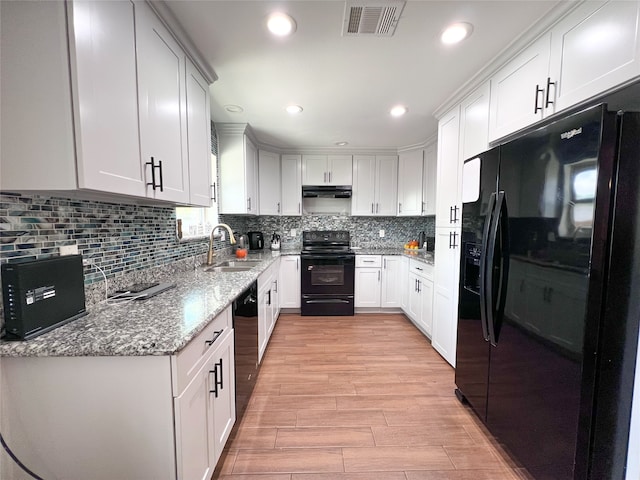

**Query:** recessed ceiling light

left=441, top=22, right=473, bottom=45
left=335, top=141, right=349, bottom=146
left=390, top=105, right=408, bottom=117
left=224, top=104, right=244, bottom=113
left=267, top=12, right=297, bottom=37
left=286, top=104, right=303, bottom=114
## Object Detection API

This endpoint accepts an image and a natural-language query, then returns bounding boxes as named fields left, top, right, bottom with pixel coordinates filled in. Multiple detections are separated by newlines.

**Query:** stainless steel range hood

left=302, top=185, right=352, bottom=198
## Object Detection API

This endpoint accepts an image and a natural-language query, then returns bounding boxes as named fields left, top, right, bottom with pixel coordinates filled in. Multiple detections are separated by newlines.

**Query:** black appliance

left=302, top=185, right=352, bottom=198
left=1, top=255, right=87, bottom=340
left=247, top=231, right=264, bottom=250
left=232, top=281, right=258, bottom=421
left=455, top=104, right=640, bottom=479
left=300, top=230, right=355, bottom=316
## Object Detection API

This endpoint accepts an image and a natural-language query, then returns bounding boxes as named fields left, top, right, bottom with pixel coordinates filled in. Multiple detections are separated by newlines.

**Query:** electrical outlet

left=60, top=244, right=78, bottom=255
left=379, top=230, right=385, bottom=238
left=220, top=231, right=226, bottom=242
left=290, top=229, right=296, bottom=237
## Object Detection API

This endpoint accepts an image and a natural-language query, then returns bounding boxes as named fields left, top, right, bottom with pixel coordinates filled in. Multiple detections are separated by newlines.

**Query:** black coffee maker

left=247, top=231, right=264, bottom=250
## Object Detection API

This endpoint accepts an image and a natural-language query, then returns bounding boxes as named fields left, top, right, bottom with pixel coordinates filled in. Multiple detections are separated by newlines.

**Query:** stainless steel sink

left=216, top=260, right=262, bottom=267
left=205, top=266, right=254, bottom=273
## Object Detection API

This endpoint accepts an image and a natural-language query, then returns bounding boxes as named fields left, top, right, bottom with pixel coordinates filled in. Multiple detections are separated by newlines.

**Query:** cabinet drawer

left=356, top=255, right=382, bottom=267
left=172, top=305, right=232, bottom=395
left=409, top=259, right=434, bottom=280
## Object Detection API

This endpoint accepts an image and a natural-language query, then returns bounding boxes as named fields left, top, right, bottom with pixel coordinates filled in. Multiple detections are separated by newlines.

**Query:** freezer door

left=455, top=148, right=499, bottom=420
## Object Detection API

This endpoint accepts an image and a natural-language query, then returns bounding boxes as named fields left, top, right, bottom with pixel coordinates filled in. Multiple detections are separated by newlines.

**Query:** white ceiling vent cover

left=343, top=1, right=406, bottom=37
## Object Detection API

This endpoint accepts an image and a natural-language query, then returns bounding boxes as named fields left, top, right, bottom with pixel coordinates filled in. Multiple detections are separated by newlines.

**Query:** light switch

left=290, top=229, right=296, bottom=237
left=379, top=230, right=385, bottom=238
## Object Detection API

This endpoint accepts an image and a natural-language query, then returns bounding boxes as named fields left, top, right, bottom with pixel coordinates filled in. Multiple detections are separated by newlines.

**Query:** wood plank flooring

left=214, top=313, right=530, bottom=480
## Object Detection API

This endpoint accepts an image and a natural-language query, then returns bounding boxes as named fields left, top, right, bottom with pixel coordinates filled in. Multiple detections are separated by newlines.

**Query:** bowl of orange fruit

left=404, top=239, right=420, bottom=252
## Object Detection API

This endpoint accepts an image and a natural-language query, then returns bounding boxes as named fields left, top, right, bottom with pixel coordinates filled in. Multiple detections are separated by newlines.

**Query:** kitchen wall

left=221, top=214, right=435, bottom=248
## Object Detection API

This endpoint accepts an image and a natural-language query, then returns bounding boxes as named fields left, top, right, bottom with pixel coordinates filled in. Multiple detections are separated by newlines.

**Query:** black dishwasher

left=232, top=281, right=258, bottom=421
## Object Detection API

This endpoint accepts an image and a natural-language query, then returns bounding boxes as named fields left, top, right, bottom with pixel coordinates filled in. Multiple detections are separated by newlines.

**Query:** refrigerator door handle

left=479, top=192, right=497, bottom=343
left=493, top=193, right=511, bottom=343
left=485, top=191, right=505, bottom=346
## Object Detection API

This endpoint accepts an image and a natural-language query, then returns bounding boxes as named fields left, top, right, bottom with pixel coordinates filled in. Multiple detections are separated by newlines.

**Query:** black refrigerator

left=455, top=104, right=640, bottom=480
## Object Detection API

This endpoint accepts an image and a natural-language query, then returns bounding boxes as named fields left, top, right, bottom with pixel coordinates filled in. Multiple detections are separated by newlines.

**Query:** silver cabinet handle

left=277, top=202, right=281, bottom=213
left=372, top=203, right=374, bottom=214
left=211, top=182, right=217, bottom=201
left=377, top=270, right=380, bottom=281
left=399, top=202, right=402, bottom=213
left=296, top=258, right=299, bottom=270
left=383, top=258, right=386, bottom=269
left=421, top=201, right=425, bottom=214
left=329, top=171, right=332, bottom=183
left=376, top=203, right=379, bottom=213
left=298, top=202, right=301, bottom=214
left=363, top=260, right=375, bottom=263
left=324, top=172, right=327, bottom=183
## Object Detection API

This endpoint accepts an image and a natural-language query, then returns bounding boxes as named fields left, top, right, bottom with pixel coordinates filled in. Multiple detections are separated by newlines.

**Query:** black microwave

left=1, top=255, right=87, bottom=340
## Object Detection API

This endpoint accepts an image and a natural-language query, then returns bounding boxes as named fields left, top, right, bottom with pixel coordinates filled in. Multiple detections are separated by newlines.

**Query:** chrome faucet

left=207, top=223, right=236, bottom=265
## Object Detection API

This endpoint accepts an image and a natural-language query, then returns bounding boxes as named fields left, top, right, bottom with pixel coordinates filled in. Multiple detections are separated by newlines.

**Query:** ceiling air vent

left=343, top=1, right=405, bottom=37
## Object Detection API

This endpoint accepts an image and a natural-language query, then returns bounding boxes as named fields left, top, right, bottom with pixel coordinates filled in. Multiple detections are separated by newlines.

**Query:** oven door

left=301, top=254, right=355, bottom=296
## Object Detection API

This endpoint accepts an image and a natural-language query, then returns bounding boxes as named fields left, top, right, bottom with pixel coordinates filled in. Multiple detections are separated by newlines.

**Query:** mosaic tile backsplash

left=220, top=214, right=435, bottom=249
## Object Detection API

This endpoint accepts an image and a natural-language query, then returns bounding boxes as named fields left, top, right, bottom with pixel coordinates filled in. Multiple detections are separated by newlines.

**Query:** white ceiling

left=163, top=0, right=561, bottom=151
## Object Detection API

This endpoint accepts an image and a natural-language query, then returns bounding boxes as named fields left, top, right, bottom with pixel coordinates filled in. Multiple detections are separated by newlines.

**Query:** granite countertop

left=0, top=251, right=284, bottom=358
left=352, top=247, right=435, bottom=265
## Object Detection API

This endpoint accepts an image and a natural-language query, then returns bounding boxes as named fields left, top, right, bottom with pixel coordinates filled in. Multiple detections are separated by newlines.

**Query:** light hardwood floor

left=215, top=313, right=530, bottom=479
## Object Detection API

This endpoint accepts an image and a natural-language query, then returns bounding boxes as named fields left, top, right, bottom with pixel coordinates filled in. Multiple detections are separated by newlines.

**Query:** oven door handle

left=301, top=255, right=355, bottom=261
left=305, top=299, right=352, bottom=304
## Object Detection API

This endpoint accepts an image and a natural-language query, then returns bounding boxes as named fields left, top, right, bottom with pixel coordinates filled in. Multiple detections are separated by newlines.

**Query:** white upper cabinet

left=422, top=143, right=437, bottom=216
left=281, top=155, right=302, bottom=216
left=136, top=1, right=189, bottom=203
left=185, top=60, right=212, bottom=207
left=549, top=0, right=640, bottom=112
left=490, top=0, right=640, bottom=142
left=435, top=106, right=462, bottom=228
left=302, top=155, right=353, bottom=185
left=70, top=0, right=145, bottom=197
left=258, top=150, right=281, bottom=215
left=351, top=155, right=398, bottom=216
left=459, top=81, right=490, bottom=161
left=488, top=34, right=551, bottom=142
left=218, top=124, right=259, bottom=215
left=0, top=0, right=211, bottom=205
left=397, top=149, right=424, bottom=217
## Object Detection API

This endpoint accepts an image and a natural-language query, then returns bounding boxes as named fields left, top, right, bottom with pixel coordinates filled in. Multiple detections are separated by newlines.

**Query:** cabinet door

left=407, top=272, right=422, bottom=323
left=488, top=34, right=551, bottom=142
left=302, top=155, right=328, bottom=185
left=258, top=150, right=281, bottom=215
left=209, top=331, right=236, bottom=467
left=279, top=256, right=301, bottom=308
left=258, top=284, right=270, bottom=363
left=420, top=278, right=434, bottom=337
left=432, top=227, right=461, bottom=366
left=375, top=155, right=398, bottom=215
left=459, top=82, right=490, bottom=161
left=398, top=149, right=424, bottom=216
left=136, top=1, right=189, bottom=203
left=549, top=0, right=640, bottom=112
left=352, top=155, right=377, bottom=215
left=400, top=256, right=410, bottom=312
left=381, top=256, right=402, bottom=308
left=245, top=137, right=258, bottom=214
left=355, top=268, right=381, bottom=307
left=328, top=155, right=353, bottom=185
left=174, top=360, right=212, bottom=480
left=422, top=143, right=437, bottom=216
left=186, top=60, right=212, bottom=207
left=435, top=106, right=462, bottom=228
left=281, top=155, right=302, bottom=215
left=70, top=0, right=146, bottom=197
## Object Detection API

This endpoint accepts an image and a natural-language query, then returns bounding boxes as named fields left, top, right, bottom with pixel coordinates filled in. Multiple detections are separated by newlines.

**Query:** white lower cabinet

left=175, top=328, right=235, bottom=480
left=0, top=306, right=235, bottom=480
left=406, top=260, right=434, bottom=337
left=400, top=256, right=410, bottom=311
left=380, top=256, right=402, bottom=308
left=355, top=256, right=382, bottom=308
left=258, top=259, right=280, bottom=363
left=279, top=255, right=301, bottom=308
